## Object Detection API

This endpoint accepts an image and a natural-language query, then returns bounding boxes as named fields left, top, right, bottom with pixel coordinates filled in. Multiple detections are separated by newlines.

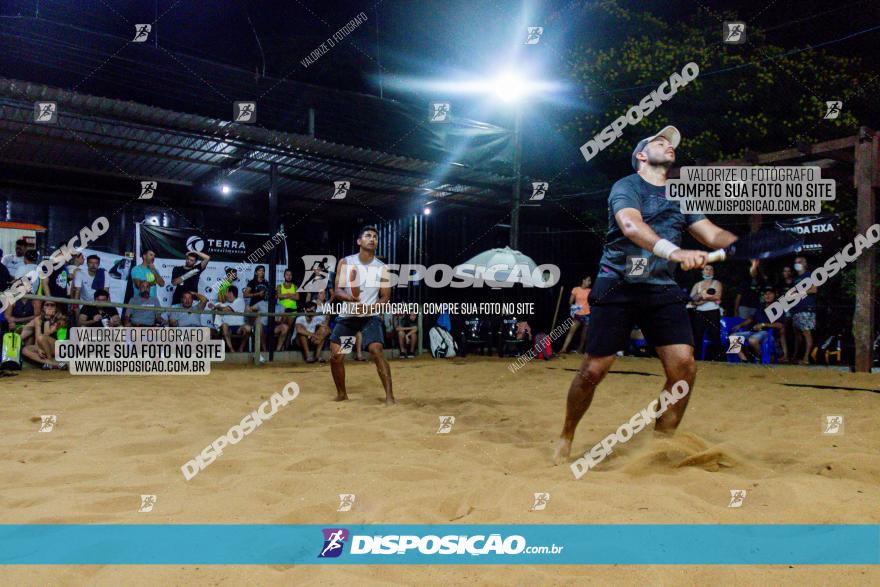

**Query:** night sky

left=1, top=0, right=878, bottom=181
left=3, top=0, right=877, bottom=101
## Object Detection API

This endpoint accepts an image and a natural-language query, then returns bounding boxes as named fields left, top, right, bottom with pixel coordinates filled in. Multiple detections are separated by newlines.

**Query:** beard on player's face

left=642, top=144, right=675, bottom=169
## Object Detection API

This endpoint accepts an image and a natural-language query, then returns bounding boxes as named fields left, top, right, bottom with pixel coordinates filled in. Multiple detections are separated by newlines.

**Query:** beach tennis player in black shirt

left=554, top=126, right=739, bottom=465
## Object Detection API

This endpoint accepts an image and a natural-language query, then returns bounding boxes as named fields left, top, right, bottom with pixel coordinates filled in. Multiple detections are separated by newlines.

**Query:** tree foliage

left=555, top=0, right=869, bottom=182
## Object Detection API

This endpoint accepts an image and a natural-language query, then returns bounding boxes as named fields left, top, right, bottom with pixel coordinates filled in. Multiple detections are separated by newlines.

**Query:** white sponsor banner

left=151, top=258, right=287, bottom=307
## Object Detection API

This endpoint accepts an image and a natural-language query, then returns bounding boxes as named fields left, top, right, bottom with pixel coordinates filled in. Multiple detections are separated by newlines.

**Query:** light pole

left=493, top=71, right=528, bottom=250
left=511, top=104, right=522, bottom=249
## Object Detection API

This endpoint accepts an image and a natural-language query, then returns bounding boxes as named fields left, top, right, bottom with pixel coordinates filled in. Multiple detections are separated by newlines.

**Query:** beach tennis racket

left=705, top=229, right=804, bottom=263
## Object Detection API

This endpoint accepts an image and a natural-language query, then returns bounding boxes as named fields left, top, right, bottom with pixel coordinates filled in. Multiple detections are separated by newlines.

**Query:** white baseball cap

left=631, top=126, right=681, bottom=170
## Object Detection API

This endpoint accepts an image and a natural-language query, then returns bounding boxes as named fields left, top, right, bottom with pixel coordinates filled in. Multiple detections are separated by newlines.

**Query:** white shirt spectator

left=73, top=269, right=99, bottom=302
left=295, top=315, right=327, bottom=334
left=215, top=298, right=246, bottom=327
left=14, top=264, right=39, bottom=294
left=3, top=255, right=25, bottom=275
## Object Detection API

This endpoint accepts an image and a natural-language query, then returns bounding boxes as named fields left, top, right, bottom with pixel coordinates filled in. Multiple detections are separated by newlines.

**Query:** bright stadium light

left=493, top=71, right=528, bottom=102
left=221, top=183, right=231, bottom=195
left=423, top=206, right=432, bottom=215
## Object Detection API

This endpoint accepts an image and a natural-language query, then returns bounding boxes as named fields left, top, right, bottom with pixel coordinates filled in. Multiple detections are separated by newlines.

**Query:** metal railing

left=16, top=294, right=424, bottom=363
left=18, top=293, right=317, bottom=365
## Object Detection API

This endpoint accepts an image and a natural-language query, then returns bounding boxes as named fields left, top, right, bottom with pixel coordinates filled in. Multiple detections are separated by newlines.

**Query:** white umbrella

left=458, top=246, right=546, bottom=286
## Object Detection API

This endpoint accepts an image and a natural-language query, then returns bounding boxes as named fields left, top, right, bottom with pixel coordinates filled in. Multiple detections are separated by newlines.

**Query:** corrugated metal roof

left=0, top=77, right=521, bottom=215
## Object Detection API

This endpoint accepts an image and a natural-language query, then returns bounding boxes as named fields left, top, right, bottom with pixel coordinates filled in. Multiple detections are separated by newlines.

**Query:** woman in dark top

left=243, top=265, right=270, bottom=350
left=244, top=265, right=269, bottom=304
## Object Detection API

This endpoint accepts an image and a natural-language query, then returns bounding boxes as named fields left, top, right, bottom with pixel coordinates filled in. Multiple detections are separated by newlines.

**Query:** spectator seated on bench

left=732, top=288, right=783, bottom=364
left=292, top=302, right=330, bottom=363
left=212, top=285, right=254, bottom=353
left=395, top=312, right=419, bottom=359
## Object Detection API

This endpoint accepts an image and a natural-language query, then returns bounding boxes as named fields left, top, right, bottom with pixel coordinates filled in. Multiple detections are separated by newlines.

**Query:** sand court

left=1, top=356, right=878, bottom=583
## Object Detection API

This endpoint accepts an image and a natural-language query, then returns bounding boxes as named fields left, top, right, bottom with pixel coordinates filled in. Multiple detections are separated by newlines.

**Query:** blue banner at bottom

left=0, top=524, right=877, bottom=564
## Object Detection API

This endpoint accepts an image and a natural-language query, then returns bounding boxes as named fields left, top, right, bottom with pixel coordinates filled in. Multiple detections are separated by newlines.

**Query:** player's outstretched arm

left=687, top=219, right=738, bottom=250
left=615, top=208, right=707, bottom=270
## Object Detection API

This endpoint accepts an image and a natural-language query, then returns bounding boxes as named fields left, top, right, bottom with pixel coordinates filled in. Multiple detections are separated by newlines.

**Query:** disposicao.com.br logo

left=317, top=528, right=563, bottom=558
left=299, top=255, right=561, bottom=291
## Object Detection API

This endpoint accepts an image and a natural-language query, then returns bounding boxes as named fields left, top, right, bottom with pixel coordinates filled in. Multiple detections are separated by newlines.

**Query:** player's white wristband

left=652, top=239, right=680, bottom=260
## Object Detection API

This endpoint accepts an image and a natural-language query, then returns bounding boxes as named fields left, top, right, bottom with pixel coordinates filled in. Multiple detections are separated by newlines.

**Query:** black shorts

left=585, top=279, right=694, bottom=356
left=330, top=316, right=384, bottom=349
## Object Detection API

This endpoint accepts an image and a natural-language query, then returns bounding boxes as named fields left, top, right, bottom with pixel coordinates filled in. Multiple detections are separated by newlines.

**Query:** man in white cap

left=554, top=126, right=738, bottom=466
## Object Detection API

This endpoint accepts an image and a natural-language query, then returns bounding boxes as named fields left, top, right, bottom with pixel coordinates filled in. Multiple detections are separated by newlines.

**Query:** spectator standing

left=171, top=251, right=210, bottom=304
left=733, top=259, right=765, bottom=320
left=779, top=265, right=796, bottom=291
left=131, top=250, right=166, bottom=298
left=689, top=264, right=723, bottom=360
left=2, top=239, right=28, bottom=275
left=791, top=256, right=818, bottom=364
left=243, top=265, right=272, bottom=353
left=776, top=265, right=796, bottom=362
left=560, top=276, right=592, bottom=354
left=39, top=244, right=72, bottom=315
left=0, top=253, right=11, bottom=293
left=67, top=251, right=85, bottom=287
left=275, top=268, right=300, bottom=349
left=216, top=267, right=238, bottom=302
left=72, top=254, right=108, bottom=304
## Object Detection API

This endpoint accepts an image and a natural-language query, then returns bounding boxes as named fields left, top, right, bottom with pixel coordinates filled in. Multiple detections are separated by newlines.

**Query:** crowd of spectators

left=557, top=256, right=822, bottom=365
left=0, top=242, right=422, bottom=368
left=1, top=238, right=829, bottom=368
left=679, top=256, right=819, bottom=364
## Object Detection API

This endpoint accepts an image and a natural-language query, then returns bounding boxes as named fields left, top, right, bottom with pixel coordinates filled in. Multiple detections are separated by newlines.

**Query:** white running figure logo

left=321, top=529, right=346, bottom=557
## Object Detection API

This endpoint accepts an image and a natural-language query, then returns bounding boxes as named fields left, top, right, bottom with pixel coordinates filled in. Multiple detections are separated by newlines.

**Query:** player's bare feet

left=385, top=395, right=397, bottom=406
left=334, top=393, right=349, bottom=402
left=553, top=438, right=572, bottom=465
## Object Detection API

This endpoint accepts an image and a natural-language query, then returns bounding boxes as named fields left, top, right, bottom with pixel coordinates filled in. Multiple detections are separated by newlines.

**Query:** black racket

left=706, top=229, right=804, bottom=263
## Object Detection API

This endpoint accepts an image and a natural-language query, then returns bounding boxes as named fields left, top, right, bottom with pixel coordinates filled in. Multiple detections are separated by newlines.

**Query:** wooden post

left=254, top=318, right=263, bottom=366
left=853, top=127, right=877, bottom=372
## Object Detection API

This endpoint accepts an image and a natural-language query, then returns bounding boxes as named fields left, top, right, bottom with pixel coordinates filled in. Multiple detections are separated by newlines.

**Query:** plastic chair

left=460, top=317, right=493, bottom=357
left=759, top=328, right=776, bottom=364
left=498, top=316, right=530, bottom=357
left=726, top=327, right=777, bottom=364
left=719, top=317, right=745, bottom=363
